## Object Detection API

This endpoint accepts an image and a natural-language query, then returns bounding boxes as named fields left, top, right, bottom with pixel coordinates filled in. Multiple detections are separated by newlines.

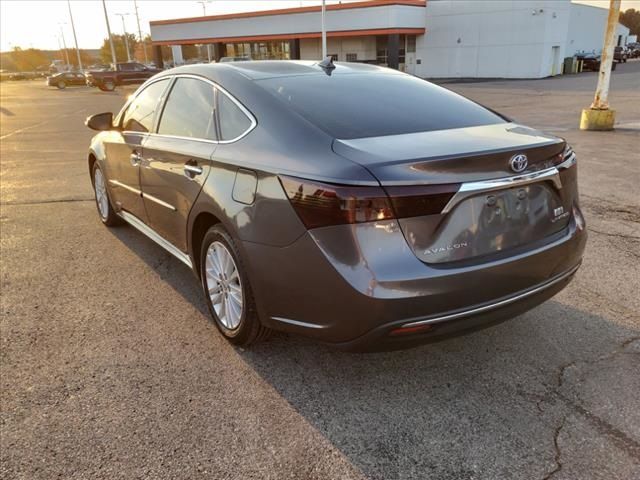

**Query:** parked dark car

left=47, top=71, right=87, bottom=89
left=85, top=61, right=586, bottom=351
left=576, top=53, right=600, bottom=71
left=8, top=72, right=27, bottom=81
left=614, top=46, right=628, bottom=63
left=85, top=62, right=162, bottom=91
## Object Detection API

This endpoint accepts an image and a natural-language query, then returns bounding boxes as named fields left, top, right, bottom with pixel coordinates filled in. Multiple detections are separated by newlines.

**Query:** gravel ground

left=1, top=62, right=639, bottom=479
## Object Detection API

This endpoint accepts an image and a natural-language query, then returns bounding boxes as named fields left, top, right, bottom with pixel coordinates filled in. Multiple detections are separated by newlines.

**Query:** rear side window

left=257, top=73, right=505, bottom=139
left=217, top=91, right=253, bottom=141
left=158, top=77, right=217, bottom=140
left=122, top=78, right=169, bottom=132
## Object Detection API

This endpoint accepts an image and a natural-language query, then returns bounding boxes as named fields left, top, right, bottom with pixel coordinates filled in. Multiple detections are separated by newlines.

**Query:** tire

left=103, top=80, right=115, bottom=91
left=200, top=225, right=270, bottom=346
left=57, top=80, right=66, bottom=89
left=92, top=163, right=121, bottom=226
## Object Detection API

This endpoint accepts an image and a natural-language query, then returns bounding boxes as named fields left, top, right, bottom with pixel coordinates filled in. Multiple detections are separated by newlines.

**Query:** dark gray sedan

left=85, top=60, right=586, bottom=351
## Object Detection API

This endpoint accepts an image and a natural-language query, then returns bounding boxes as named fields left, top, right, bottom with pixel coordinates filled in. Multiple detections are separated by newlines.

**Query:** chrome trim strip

left=270, top=317, right=329, bottom=329
left=146, top=132, right=218, bottom=145
left=557, top=152, right=576, bottom=169
left=118, top=211, right=192, bottom=268
left=442, top=166, right=562, bottom=214
left=142, top=192, right=177, bottom=211
left=401, top=263, right=581, bottom=329
left=108, top=179, right=141, bottom=195
left=138, top=73, right=257, bottom=145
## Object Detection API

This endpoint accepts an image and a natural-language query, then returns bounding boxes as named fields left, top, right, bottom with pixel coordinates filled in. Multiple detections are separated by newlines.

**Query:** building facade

left=149, top=0, right=631, bottom=79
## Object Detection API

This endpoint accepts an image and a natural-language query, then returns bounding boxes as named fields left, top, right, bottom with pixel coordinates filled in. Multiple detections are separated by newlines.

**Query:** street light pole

left=580, top=0, right=622, bottom=130
left=133, top=0, right=148, bottom=64
left=58, top=24, right=71, bottom=69
left=67, top=0, right=83, bottom=72
left=102, top=0, right=117, bottom=65
left=321, top=0, right=327, bottom=58
left=116, top=13, right=132, bottom=62
left=197, top=1, right=212, bottom=62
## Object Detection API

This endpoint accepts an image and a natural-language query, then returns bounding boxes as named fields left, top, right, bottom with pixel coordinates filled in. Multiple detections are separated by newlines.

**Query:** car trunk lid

left=333, top=123, right=574, bottom=264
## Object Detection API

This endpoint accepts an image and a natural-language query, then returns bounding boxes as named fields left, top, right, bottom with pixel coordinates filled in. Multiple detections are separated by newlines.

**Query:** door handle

left=184, top=164, right=203, bottom=177
left=130, top=152, right=143, bottom=166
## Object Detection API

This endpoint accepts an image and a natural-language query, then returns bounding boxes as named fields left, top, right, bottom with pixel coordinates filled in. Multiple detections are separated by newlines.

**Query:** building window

left=225, top=40, right=290, bottom=60
left=328, top=53, right=338, bottom=61
left=407, top=35, right=416, bottom=53
left=376, top=35, right=406, bottom=66
left=346, top=53, right=358, bottom=62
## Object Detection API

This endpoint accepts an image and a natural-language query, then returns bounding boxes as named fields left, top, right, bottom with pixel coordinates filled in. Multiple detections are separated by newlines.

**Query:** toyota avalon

left=85, top=60, right=586, bottom=350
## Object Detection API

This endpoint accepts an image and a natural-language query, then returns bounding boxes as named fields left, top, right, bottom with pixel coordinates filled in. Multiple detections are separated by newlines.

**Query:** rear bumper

left=242, top=207, right=586, bottom=350
left=331, top=262, right=579, bottom=351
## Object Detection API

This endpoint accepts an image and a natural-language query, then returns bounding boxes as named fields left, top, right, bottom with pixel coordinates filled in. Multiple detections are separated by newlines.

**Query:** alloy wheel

left=205, top=241, right=243, bottom=330
left=94, top=168, right=109, bottom=220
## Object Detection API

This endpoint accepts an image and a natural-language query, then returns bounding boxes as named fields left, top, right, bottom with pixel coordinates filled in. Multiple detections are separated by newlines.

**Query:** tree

left=60, top=48, right=97, bottom=68
left=6, top=47, right=49, bottom=71
left=99, top=33, right=139, bottom=63
left=142, top=34, right=173, bottom=64
left=620, top=8, right=640, bottom=37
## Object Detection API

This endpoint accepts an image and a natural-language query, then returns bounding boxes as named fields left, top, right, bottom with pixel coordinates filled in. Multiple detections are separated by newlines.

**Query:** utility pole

left=56, top=35, right=65, bottom=64
left=133, top=0, right=148, bottom=64
left=58, top=23, right=71, bottom=69
left=197, top=1, right=212, bottom=62
left=67, top=0, right=83, bottom=71
left=580, top=0, right=621, bottom=130
left=116, top=13, right=132, bottom=62
left=321, top=0, right=327, bottom=58
left=102, top=0, right=117, bottom=65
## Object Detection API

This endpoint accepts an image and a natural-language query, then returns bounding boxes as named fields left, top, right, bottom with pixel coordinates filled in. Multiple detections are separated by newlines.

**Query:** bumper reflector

left=389, top=324, right=433, bottom=336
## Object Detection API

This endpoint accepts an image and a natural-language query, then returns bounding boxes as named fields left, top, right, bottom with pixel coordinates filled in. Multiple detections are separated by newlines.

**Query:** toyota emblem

left=510, top=154, right=528, bottom=173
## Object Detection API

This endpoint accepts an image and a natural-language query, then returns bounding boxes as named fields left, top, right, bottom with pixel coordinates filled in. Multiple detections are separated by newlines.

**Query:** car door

left=138, top=76, right=218, bottom=251
left=102, top=78, right=171, bottom=222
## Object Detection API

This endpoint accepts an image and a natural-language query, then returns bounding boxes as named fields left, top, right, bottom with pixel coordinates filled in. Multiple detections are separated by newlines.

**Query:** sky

left=1, top=0, right=639, bottom=52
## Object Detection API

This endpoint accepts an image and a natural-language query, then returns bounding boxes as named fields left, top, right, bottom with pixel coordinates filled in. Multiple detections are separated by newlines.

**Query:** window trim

left=146, top=73, right=257, bottom=145
left=117, top=76, right=172, bottom=133
left=154, top=75, right=219, bottom=142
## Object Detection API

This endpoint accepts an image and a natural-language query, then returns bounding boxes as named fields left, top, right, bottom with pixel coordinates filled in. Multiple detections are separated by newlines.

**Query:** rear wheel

left=92, top=163, right=121, bottom=226
left=57, top=80, right=66, bottom=89
left=200, top=225, right=270, bottom=346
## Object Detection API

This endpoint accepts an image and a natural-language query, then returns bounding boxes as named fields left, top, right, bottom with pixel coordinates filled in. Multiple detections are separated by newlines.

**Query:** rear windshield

left=257, top=73, right=505, bottom=139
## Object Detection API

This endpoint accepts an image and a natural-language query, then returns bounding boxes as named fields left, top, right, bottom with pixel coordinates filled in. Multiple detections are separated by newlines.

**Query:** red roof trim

left=150, top=1, right=427, bottom=26
left=151, top=28, right=426, bottom=46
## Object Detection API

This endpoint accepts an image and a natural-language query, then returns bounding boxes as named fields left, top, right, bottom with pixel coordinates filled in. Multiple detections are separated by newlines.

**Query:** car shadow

left=107, top=222, right=638, bottom=479
left=0, top=107, right=15, bottom=116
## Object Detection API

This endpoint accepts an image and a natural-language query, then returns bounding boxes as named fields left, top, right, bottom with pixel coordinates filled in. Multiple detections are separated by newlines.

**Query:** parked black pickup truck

left=85, top=62, right=161, bottom=91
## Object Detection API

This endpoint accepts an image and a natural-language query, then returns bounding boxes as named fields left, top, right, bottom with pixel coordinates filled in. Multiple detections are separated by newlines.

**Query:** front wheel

left=57, top=80, right=66, bottom=89
left=102, top=80, right=115, bottom=91
left=200, top=225, right=270, bottom=346
left=92, top=163, right=121, bottom=226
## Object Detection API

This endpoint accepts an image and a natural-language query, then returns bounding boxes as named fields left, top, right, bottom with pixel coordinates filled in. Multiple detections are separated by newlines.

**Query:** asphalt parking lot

left=1, top=62, right=639, bottom=479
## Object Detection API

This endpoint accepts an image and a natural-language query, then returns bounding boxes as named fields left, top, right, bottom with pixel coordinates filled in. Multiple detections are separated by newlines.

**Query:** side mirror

left=85, top=112, right=114, bottom=131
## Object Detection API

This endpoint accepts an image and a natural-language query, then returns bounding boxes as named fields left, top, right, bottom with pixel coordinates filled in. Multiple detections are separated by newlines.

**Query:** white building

left=149, top=0, right=631, bottom=79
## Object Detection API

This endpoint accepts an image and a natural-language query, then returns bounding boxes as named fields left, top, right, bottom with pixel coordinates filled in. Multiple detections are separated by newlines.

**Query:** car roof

left=157, top=60, right=398, bottom=82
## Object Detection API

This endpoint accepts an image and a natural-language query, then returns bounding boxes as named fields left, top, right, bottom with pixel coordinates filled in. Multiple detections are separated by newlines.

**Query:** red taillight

left=280, top=176, right=461, bottom=229
left=384, top=184, right=460, bottom=218
left=279, top=176, right=394, bottom=229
